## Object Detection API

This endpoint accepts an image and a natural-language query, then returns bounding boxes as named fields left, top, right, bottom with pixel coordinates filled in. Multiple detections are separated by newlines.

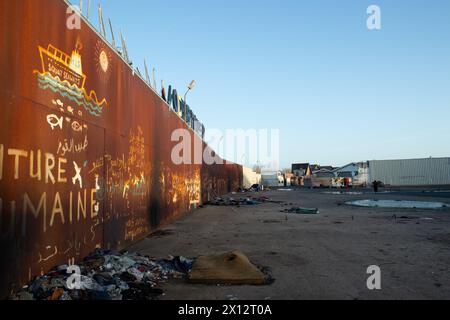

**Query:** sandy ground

left=129, top=188, right=450, bottom=300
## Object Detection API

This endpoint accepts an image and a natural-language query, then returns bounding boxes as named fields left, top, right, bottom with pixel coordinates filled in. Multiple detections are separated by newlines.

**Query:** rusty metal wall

left=0, top=0, right=242, bottom=297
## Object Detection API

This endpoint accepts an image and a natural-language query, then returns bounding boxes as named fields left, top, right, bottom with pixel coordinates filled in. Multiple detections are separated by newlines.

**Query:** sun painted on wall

left=94, top=41, right=112, bottom=82
left=33, top=38, right=108, bottom=117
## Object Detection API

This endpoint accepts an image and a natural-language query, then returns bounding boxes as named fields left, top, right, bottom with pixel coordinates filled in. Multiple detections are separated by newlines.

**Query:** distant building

left=242, top=166, right=261, bottom=189
left=291, top=157, right=450, bottom=188
left=331, top=162, right=369, bottom=187
left=261, top=171, right=285, bottom=187
left=283, top=173, right=295, bottom=186
left=332, top=163, right=360, bottom=178
left=292, top=163, right=339, bottom=187
left=313, top=169, right=335, bottom=178
left=292, top=163, right=312, bottom=177
left=353, top=162, right=370, bottom=187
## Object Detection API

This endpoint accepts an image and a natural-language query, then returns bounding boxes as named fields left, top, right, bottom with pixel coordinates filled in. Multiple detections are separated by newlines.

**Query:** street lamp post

left=184, top=80, right=197, bottom=103
left=184, top=80, right=196, bottom=123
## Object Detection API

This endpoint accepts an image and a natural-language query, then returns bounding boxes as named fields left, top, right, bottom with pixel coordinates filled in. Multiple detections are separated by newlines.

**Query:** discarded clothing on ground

left=281, top=207, right=320, bottom=215
left=189, top=251, right=272, bottom=285
left=11, top=249, right=194, bottom=301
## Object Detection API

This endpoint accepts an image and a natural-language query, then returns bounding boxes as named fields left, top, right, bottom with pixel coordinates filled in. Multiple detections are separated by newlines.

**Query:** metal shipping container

left=369, top=158, right=450, bottom=186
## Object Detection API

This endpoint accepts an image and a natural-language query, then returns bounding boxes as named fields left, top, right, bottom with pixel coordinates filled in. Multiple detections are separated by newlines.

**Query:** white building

left=332, top=163, right=360, bottom=178
left=368, top=157, right=450, bottom=187
left=261, top=171, right=284, bottom=187
left=242, top=166, right=261, bottom=189
left=331, top=162, right=370, bottom=187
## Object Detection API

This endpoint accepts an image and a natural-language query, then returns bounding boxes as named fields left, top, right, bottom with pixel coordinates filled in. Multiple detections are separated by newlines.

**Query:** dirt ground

left=129, top=188, right=450, bottom=300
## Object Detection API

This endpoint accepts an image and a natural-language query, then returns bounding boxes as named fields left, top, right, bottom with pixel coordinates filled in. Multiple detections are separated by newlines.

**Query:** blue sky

left=76, top=0, right=450, bottom=168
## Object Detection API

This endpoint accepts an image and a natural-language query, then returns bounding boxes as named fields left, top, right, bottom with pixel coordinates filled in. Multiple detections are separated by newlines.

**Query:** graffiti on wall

left=0, top=145, right=100, bottom=236
left=0, top=40, right=110, bottom=276
left=33, top=38, right=108, bottom=117
left=101, top=126, right=151, bottom=208
left=83, top=126, right=153, bottom=243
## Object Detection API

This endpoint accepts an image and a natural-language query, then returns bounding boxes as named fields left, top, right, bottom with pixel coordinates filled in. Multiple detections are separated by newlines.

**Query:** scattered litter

left=209, top=195, right=280, bottom=207
left=11, top=249, right=194, bottom=301
left=238, top=184, right=264, bottom=193
left=209, top=197, right=260, bottom=206
left=254, top=196, right=283, bottom=204
left=281, top=207, right=319, bottom=215
left=189, top=251, right=273, bottom=285
left=346, top=200, right=448, bottom=209
left=250, top=184, right=264, bottom=192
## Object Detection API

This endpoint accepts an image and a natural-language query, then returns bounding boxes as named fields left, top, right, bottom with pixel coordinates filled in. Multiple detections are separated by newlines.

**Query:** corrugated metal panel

left=369, top=158, right=450, bottom=186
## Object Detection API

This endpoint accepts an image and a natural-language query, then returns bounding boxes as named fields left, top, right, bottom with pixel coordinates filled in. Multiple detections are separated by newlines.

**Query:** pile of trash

left=280, top=207, right=319, bottom=215
left=208, top=195, right=281, bottom=207
left=11, top=249, right=194, bottom=301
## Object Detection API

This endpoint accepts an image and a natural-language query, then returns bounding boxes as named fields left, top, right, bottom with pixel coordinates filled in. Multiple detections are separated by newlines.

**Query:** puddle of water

left=346, top=199, right=448, bottom=209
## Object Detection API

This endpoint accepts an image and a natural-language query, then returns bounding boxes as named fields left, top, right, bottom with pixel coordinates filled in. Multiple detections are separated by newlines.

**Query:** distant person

left=373, top=180, right=379, bottom=193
